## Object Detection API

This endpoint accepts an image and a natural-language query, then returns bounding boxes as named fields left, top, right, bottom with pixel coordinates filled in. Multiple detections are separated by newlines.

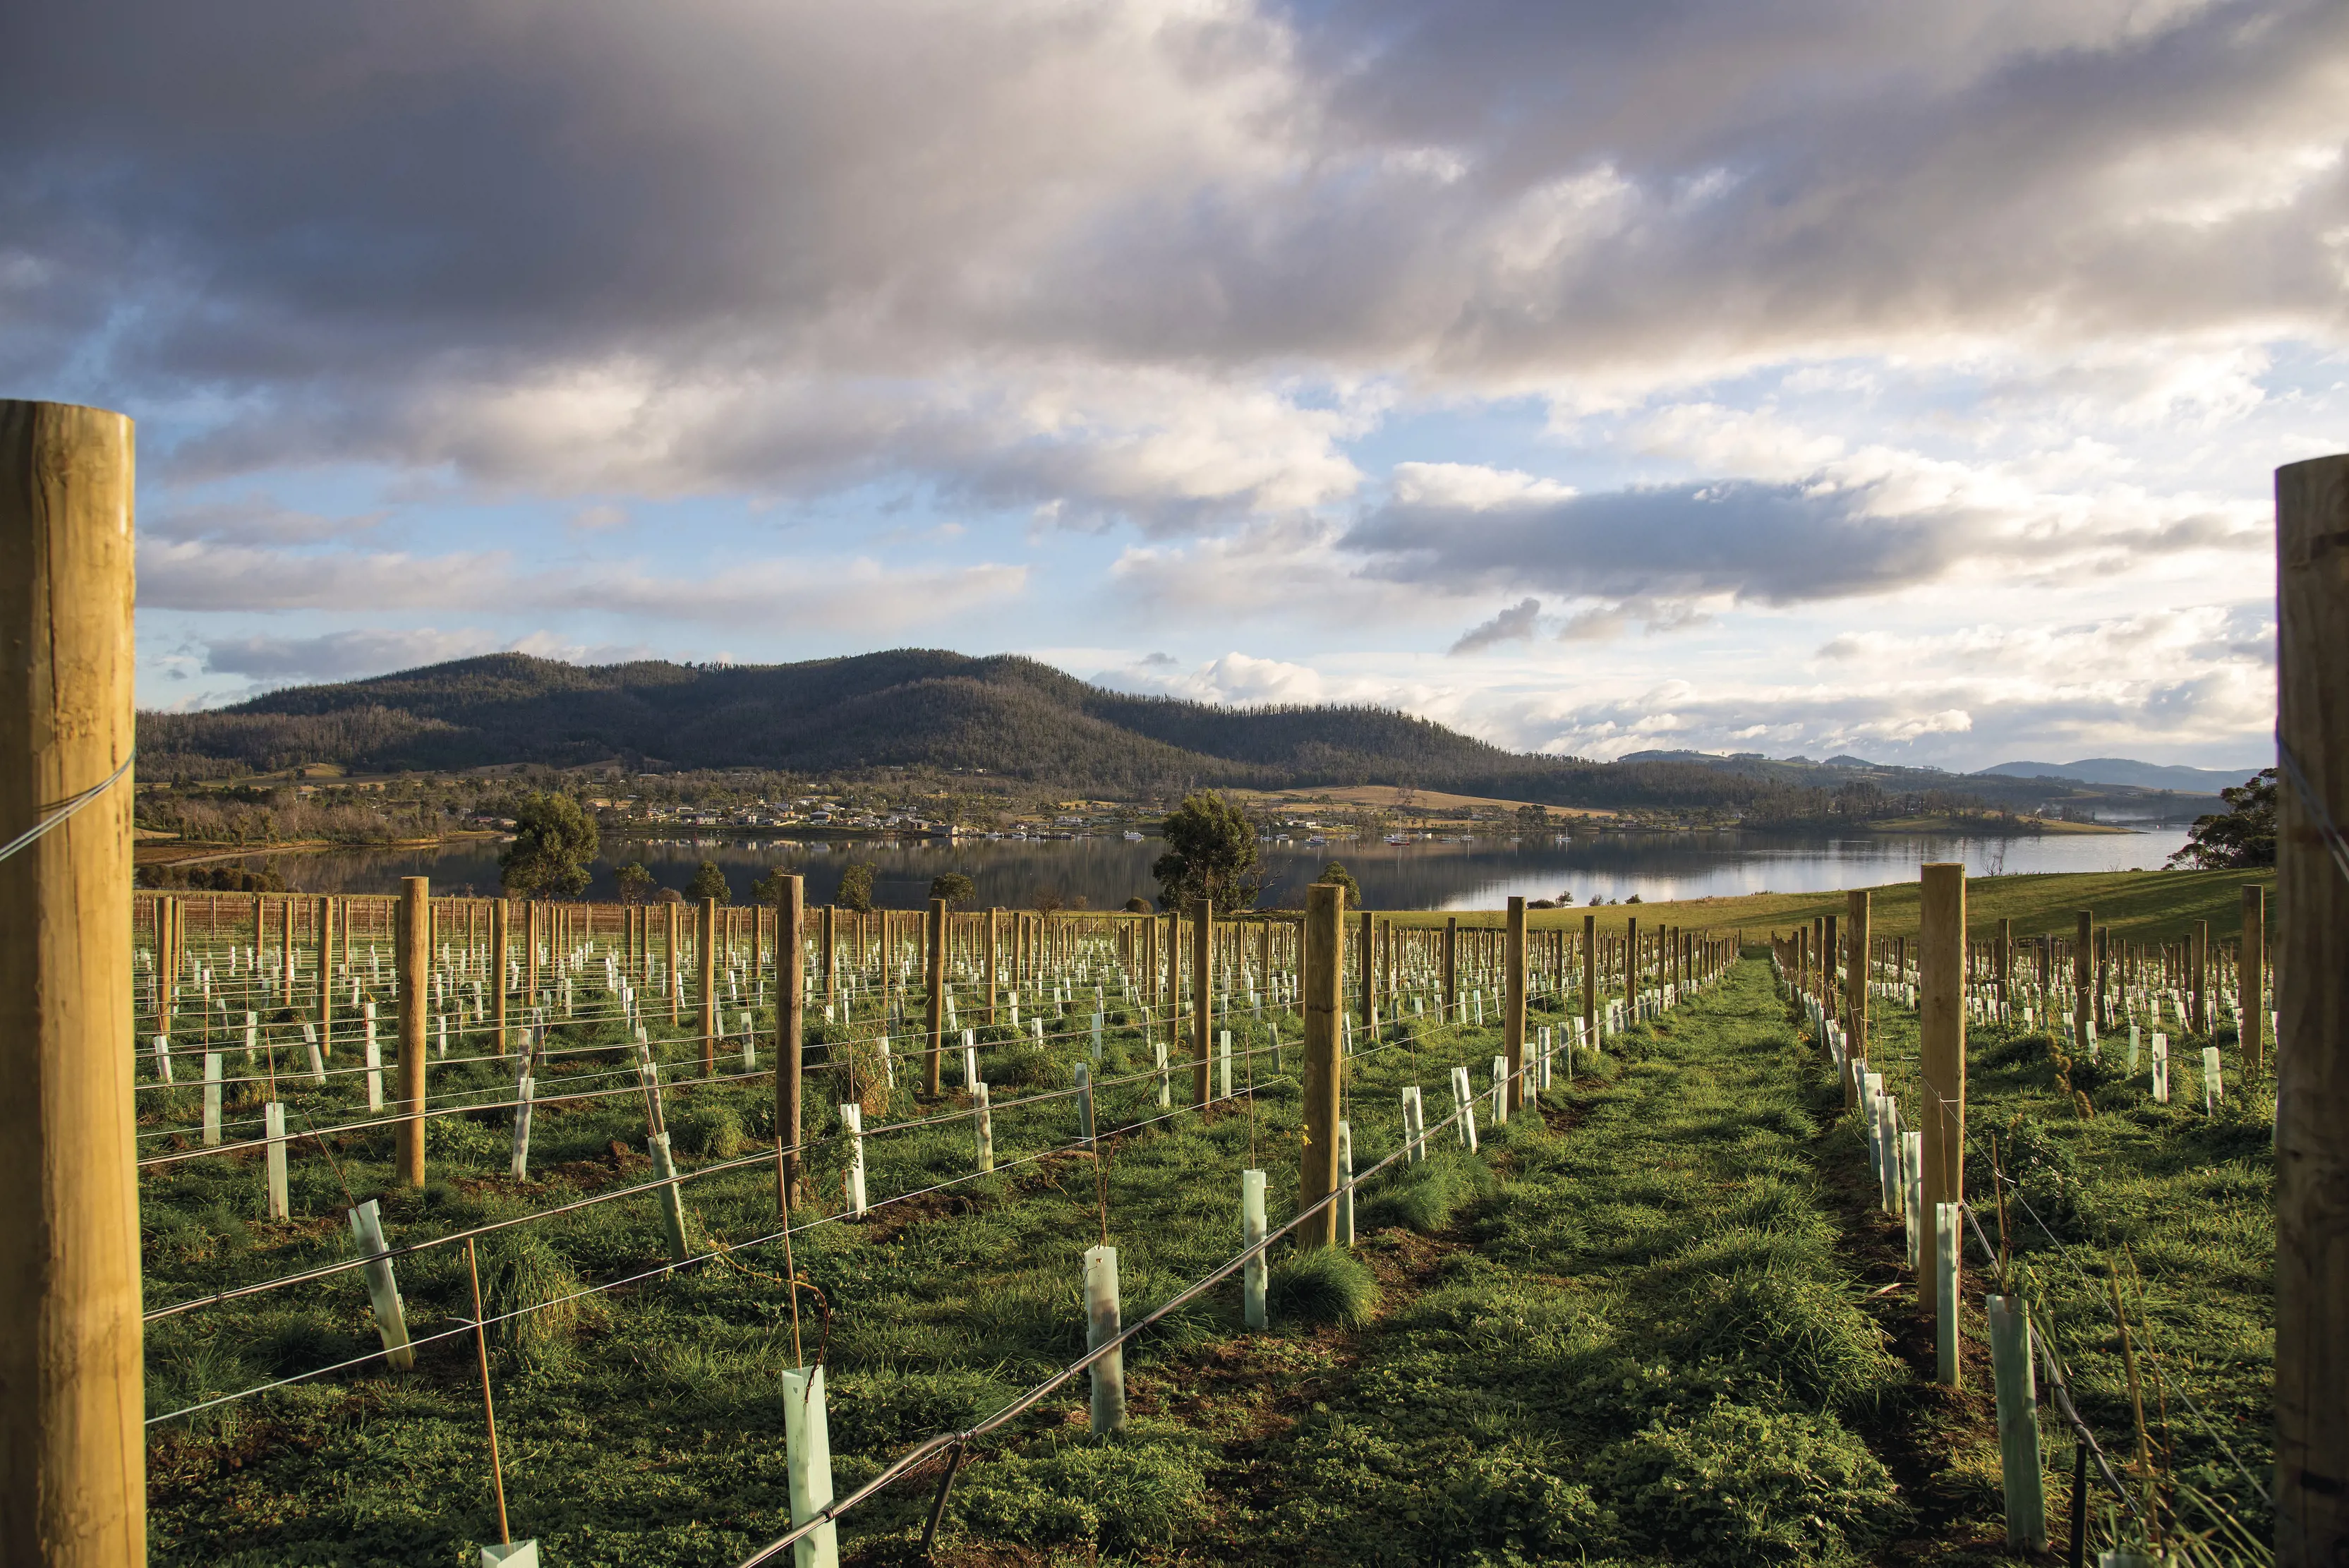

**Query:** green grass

left=1847, top=968, right=2276, bottom=1564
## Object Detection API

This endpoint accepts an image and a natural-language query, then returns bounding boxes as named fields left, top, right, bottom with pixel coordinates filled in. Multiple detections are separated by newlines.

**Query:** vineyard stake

left=1504, top=897, right=1527, bottom=1114
left=11, top=416, right=151, bottom=1568
left=1919, top=862, right=1967, bottom=1377
left=1299, top=883, right=1343, bottom=1249
left=699, top=895, right=719, bottom=1077
left=397, top=876, right=430, bottom=1187
left=775, top=874, right=804, bottom=1210
left=924, top=898, right=946, bottom=1098
left=2240, top=883, right=2265, bottom=1078
left=2277, top=451, right=2349, bottom=1568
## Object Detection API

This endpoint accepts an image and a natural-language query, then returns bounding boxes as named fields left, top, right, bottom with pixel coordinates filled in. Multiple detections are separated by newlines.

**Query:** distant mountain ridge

left=1974, top=757, right=2264, bottom=792
left=137, top=650, right=1634, bottom=800
left=138, top=650, right=2230, bottom=814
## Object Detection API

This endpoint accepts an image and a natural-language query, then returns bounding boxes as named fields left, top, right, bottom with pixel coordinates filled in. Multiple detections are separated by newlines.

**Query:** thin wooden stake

left=466, top=1238, right=512, bottom=1548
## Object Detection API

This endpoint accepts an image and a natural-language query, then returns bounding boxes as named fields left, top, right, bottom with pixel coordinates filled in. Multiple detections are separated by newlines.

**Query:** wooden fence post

left=1504, top=896, right=1527, bottom=1111
left=1918, top=863, right=1966, bottom=1382
left=924, top=898, right=946, bottom=1098
left=398, top=876, right=430, bottom=1187
left=1192, top=899, right=1214, bottom=1105
left=2276, top=451, right=2349, bottom=1567
left=775, top=876, right=804, bottom=1211
left=2242, top=883, right=2266, bottom=1078
left=492, top=898, right=509, bottom=1052
left=0, top=399, right=144, bottom=1567
left=1581, top=912, right=1597, bottom=1048
left=699, top=896, right=718, bottom=1076
left=1846, top=889, right=1871, bottom=1071
left=1442, top=915, right=1458, bottom=1019
left=1300, top=883, right=1344, bottom=1250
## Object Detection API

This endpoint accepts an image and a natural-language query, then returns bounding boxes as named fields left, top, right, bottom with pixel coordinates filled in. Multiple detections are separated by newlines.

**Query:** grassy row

left=1840, top=964, right=2274, bottom=1563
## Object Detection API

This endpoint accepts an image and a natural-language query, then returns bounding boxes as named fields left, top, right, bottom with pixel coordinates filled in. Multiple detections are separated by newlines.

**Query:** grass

left=133, top=871, right=2275, bottom=1566
left=1844, top=965, right=2276, bottom=1564
left=1382, top=865, right=2274, bottom=946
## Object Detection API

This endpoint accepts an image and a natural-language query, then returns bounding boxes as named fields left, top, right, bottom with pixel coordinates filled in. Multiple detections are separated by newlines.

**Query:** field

left=1396, top=867, right=2274, bottom=946
left=133, top=872, right=2273, bottom=1566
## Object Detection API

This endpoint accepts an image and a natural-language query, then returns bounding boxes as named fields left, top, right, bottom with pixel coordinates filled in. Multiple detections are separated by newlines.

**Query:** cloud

left=138, top=536, right=1027, bottom=628
left=568, top=503, right=629, bottom=531
left=147, top=497, right=387, bottom=546
left=6, top=0, right=2341, bottom=519
left=1450, top=597, right=1542, bottom=653
left=1351, top=478, right=1971, bottom=604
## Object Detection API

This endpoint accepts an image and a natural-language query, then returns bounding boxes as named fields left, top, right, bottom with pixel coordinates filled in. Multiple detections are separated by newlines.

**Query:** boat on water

left=1123, top=831, right=1145, bottom=840
left=1306, top=836, right=1329, bottom=846
left=1384, top=834, right=1409, bottom=845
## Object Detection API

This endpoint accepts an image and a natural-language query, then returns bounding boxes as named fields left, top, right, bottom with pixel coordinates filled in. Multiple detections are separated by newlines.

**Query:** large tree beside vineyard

left=1153, top=793, right=1261, bottom=910
left=498, top=790, right=599, bottom=896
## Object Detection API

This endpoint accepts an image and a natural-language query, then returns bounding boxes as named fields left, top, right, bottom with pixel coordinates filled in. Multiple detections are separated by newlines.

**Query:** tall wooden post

left=664, top=902, right=680, bottom=1026
left=316, top=893, right=337, bottom=1054
left=1358, top=909, right=1375, bottom=1024
left=1624, top=915, right=1639, bottom=1016
left=2071, top=909, right=2091, bottom=1049
left=1996, top=917, right=2012, bottom=1021
left=986, top=907, right=1000, bottom=1024
left=2191, top=919, right=2210, bottom=1035
left=1919, top=863, right=1967, bottom=1381
left=1847, top=891, right=1871, bottom=1085
left=2276, top=452, right=2349, bottom=1567
left=774, top=876, right=804, bottom=1210
left=2242, top=883, right=2266, bottom=1077
left=1192, top=899, right=1214, bottom=1104
left=0, top=399, right=144, bottom=1567
left=699, top=896, right=719, bottom=1075
left=1504, top=897, right=1527, bottom=1111
left=279, top=895, right=295, bottom=1009
left=397, top=876, right=430, bottom=1187
left=821, top=904, right=835, bottom=1006
left=1300, top=883, right=1343, bottom=1250
left=1442, top=915, right=1458, bottom=1018
left=491, top=898, right=509, bottom=1051
left=1581, top=912, right=1597, bottom=1045
left=924, top=898, right=946, bottom=1097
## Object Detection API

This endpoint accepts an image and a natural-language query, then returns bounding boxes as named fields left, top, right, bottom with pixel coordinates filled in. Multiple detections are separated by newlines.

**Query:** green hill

left=133, top=649, right=2190, bottom=816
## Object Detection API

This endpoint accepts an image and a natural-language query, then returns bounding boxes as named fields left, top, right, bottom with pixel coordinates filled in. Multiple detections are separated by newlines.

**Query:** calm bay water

left=248, top=825, right=2190, bottom=910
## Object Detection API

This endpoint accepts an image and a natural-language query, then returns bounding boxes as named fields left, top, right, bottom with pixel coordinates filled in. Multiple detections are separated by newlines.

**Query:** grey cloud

left=203, top=628, right=505, bottom=681
left=138, top=535, right=1026, bottom=627
left=147, top=497, right=387, bottom=546
left=2, top=0, right=2342, bottom=509
left=1449, top=597, right=1542, bottom=653
left=1347, top=481, right=1974, bottom=604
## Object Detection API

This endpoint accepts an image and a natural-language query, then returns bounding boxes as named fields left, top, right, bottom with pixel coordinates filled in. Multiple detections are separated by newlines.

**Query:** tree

left=687, top=860, right=732, bottom=904
left=1557, top=890, right=1576, bottom=905
left=1034, top=888, right=1067, bottom=915
left=2169, top=768, right=2276, bottom=869
left=930, top=872, right=977, bottom=909
left=1153, top=793, right=1262, bottom=910
left=835, top=862, right=876, bottom=912
left=749, top=867, right=792, bottom=905
left=1123, top=896, right=1152, bottom=913
left=499, top=790, right=598, bottom=897
left=614, top=861, right=655, bottom=905
left=1317, top=860, right=1360, bottom=904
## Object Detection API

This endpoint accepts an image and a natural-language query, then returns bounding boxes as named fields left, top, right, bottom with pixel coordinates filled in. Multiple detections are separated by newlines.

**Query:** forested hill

left=135, top=649, right=2156, bottom=814
left=140, top=649, right=1660, bottom=801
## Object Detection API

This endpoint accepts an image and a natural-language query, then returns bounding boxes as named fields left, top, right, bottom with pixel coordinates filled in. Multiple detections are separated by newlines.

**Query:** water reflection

left=240, top=825, right=2191, bottom=910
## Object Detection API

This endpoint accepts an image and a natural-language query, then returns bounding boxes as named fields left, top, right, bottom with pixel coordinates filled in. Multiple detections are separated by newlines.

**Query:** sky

left=7, top=0, right=2341, bottom=772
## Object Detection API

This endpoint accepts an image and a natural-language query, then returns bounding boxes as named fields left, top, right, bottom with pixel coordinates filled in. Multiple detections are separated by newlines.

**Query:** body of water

left=232, top=824, right=2191, bottom=910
